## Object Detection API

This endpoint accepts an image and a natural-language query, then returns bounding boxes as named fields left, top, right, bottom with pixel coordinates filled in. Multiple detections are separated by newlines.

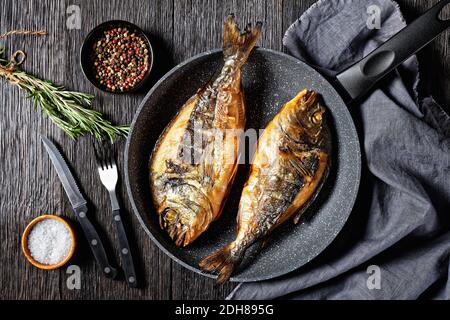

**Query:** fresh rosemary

left=0, top=45, right=129, bottom=141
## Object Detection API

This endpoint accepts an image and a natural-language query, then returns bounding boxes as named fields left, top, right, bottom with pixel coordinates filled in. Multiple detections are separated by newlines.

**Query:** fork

left=93, top=142, right=138, bottom=288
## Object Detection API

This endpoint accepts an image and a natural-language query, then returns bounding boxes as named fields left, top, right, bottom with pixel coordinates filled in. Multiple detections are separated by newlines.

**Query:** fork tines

left=92, top=140, right=116, bottom=170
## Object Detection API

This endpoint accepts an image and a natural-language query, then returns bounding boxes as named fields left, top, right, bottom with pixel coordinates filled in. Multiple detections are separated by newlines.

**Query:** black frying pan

left=124, top=1, right=449, bottom=282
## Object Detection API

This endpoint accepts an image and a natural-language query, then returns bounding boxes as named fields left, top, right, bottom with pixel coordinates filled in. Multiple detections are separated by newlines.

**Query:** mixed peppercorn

left=92, top=27, right=150, bottom=92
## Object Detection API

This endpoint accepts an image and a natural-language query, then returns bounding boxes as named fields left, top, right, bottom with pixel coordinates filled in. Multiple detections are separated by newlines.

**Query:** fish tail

left=199, top=241, right=243, bottom=284
left=223, top=14, right=262, bottom=64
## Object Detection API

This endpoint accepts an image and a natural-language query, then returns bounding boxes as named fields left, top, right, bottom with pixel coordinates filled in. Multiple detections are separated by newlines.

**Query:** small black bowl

left=80, top=20, right=154, bottom=94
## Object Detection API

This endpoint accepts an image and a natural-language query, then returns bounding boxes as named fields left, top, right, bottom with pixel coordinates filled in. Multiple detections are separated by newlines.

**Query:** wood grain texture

left=0, top=0, right=448, bottom=300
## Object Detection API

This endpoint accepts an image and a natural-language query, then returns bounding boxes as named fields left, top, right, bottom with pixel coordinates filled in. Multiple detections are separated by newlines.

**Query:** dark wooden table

left=1, top=0, right=448, bottom=300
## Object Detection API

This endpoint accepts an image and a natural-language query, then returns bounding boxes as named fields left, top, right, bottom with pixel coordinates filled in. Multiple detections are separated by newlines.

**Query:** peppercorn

left=91, top=26, right=150, bottom=92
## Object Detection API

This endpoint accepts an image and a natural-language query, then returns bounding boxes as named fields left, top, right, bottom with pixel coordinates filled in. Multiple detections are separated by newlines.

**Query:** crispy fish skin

left=150, top=15, right=262, bottom=247
left=199, top=90, right=331, bottom=283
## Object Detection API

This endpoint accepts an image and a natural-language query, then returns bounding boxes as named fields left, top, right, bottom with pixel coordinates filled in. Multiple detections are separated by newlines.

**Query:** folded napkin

left=228, top=0, right=450, bottom=300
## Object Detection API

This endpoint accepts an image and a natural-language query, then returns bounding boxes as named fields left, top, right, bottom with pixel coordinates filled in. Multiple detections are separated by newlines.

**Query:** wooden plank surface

left=0, top=0, right=448, bottom=300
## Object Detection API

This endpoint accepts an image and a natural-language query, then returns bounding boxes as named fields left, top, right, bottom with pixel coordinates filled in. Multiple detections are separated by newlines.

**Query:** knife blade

left=41, top=136, right=86, bottom=209
left=41, top=135, right=118, bottom=279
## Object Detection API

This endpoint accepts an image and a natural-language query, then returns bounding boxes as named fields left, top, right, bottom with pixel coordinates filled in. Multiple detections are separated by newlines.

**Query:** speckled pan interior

left=124, top=48, right=361, bottom=282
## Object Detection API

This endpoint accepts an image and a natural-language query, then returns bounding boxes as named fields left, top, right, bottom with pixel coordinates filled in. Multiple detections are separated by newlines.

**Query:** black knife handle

left=336, top=0, right=450, bottom=101
left=112, top=208, right=138, bottom=287
left=75, top=205, right=118, bottom=279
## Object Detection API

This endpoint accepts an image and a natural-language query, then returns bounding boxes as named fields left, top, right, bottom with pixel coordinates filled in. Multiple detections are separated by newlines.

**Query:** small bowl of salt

left=22, top=215, right=76, bottom=270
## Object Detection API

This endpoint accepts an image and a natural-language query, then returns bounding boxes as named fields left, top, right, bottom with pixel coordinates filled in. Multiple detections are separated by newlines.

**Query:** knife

left=41, top=135, right=118, bottom=279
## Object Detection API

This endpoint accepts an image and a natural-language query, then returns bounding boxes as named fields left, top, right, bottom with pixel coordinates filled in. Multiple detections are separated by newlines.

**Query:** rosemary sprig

left=0, top=46, right=129, bottom=141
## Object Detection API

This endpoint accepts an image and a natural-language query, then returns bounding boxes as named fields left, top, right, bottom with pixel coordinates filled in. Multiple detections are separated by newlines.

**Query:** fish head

left=294, top=90, right=327, bottom=143
left=158, top=188, right=213, bottom=247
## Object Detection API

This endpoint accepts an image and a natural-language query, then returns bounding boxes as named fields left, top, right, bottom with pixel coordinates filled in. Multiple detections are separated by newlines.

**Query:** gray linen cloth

left=228, top=0, right=450, bottom=300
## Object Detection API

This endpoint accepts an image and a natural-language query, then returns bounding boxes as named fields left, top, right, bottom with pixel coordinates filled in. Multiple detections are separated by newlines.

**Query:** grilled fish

left=199, top=89, right=331, bottom=283
left=150, top=15, right=262, bottom=247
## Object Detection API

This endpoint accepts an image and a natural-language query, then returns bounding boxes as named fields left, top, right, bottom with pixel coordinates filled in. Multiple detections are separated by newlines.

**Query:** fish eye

left=311, top=111, right=322, bottom=124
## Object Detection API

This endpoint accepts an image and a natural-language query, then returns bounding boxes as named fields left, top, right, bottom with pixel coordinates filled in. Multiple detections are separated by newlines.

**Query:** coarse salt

left=27, top=218, right=72, bottom=265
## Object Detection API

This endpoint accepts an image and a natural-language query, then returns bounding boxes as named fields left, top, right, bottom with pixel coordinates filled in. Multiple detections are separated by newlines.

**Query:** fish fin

left=201, top=144, right=215, bottom=183
left=293, top=209, right=305, bottom=224
left=199, top=242, right=243, bottom=284
left=288, top=157, right=313, bottom=179
left=260, top=235, right=271, bottom=249
left=223, top=14, right=262, bottom=63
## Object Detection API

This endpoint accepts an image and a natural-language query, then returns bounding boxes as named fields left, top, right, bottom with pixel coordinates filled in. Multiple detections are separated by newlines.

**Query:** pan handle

left=336, top=0, right=450, bottom=101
